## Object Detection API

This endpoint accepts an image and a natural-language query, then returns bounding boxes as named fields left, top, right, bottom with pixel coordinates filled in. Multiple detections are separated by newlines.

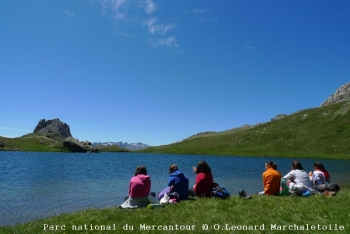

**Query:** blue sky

left=1, top=0, right=349, bottom=146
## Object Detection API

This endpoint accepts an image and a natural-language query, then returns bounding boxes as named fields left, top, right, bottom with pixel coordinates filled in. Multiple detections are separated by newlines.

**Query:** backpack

left=211, top=183, right=230, bottom=199
left=316, top=183, right=340, bottom=193
left=325, top=183, right=340, bottom=192
left=279, top=178, right=289, bottom=196
left=168, top=192, right=180, bottom=202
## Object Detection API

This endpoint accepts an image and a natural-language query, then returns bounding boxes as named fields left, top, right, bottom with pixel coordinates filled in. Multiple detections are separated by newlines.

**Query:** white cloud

left=1, top=135, right=19, bottom=138
left=96, top=0, right=180, bottom=50
left=144, top=18, right=175, bottom=35
left=0, top=127, right=28, bottom=132
left=145, top=0, right=156, bottom=14
left=192, top=8, right=210, bottom=14
left=148, top=36, right=179, bottom=48
left=160, top=37, right=179, bottom=47
left=98, top=0, right=128, bottom=20
left=111, top=0, right=127, bottom=11
left=98, top=0, right=155, bottom=19
left=145, top=18, right=158, bottom=33
left=192, top=8, right=218, bottom=23
left=198, top=18, right=218, bottom=22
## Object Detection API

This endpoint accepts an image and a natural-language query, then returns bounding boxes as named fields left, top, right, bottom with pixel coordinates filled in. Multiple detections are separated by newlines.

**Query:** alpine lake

left=1, top=151, right=349, bottom=226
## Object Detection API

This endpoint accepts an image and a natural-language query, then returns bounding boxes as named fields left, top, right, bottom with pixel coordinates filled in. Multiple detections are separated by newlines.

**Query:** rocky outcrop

left=33, top=118, right=99, bottom=153
left=63, top=138, right=100, bottom=153
left=321, top=82, right=350, bottom=106
left=0, top=140, right=7, bottom=148
left=271, top=114, right=287, bottom=121
left=33, top=118, right=72, bottom=138
left=0, top=139, right=21, bottom=151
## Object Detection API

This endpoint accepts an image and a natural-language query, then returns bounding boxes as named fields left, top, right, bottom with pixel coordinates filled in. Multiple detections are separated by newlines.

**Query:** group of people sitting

left=119, top=159, right=334, bottom=208
left=119, top=160, right=213, bottom=208
left=258, top=160, right=331, bottom=196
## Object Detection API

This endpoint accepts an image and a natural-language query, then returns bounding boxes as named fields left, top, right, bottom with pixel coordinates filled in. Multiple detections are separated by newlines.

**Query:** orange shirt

left=262, top=168, right=282, bottom=195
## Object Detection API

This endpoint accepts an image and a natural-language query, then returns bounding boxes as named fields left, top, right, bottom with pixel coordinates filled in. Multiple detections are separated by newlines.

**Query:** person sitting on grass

left=258, top=161, right=282, bottom=195
left=283, top=161, right=313, bottom=196
left=315, top=162, right=331, bottom=183
left=168, top=164, right=189, bottom=200
left=309, top=162, right=327, bottom=191
left=191, top=160, right=213, bottom=197
left=119, top=165, right=152, bottom=208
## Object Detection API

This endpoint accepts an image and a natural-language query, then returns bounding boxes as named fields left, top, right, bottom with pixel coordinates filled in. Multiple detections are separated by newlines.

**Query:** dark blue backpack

left=212, top=183, right=230, bottom=199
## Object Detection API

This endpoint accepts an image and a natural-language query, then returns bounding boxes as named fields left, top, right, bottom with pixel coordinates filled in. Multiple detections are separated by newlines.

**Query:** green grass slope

left=0, top=134, right=128, bottom=153
left=142, top=102, right=350, bottom=159
left=0, top=133, right=70, bottom=152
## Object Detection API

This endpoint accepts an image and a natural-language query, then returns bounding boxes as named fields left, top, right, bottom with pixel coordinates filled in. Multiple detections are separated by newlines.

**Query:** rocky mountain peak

left=33, top=118, right=72, bottom=139
left=321, top=82, right=350, bottom=106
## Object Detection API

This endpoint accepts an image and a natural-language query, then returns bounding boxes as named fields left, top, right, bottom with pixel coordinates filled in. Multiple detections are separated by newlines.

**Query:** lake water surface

left=1, top=151, right=349, bottom=226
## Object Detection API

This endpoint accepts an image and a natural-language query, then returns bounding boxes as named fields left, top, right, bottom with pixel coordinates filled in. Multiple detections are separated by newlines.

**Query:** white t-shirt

left=283, top=169, right=313, bottom=188
left=310, top=170, right=326, bottom=186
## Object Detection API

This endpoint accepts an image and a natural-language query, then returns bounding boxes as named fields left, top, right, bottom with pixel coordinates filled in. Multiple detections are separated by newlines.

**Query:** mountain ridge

left=93, top=142, right=150, bottom=151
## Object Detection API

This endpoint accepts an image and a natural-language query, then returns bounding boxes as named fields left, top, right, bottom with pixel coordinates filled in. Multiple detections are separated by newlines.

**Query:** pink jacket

left=129, top=174, right=151, bottom=198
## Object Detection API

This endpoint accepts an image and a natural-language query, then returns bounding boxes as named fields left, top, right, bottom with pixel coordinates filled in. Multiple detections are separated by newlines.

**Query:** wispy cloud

left=0, top=127, right=28, bottom=132
left=145, top=0, right=156, bottom=14
left=111, top=0, right=126, bottom=11
left=235, top=40, right=256, bottom=50
left=148, top=36, right=179, bottom=48
left=1, top=135, right=19, bottom=138
left=96, top=0, right=180, bottom=49
left=191, top=8, right=218, bottom=23
left=144, top=18, right=175, bottom=35
left=198, top=18, right=218, bottom=22
left=244, top=45, right=255, bottom=50
left=98, top=0, right=127, bottom=20
left=192, top=8, right=210, bottom=14
left=98, top=0, right=154, bottom=20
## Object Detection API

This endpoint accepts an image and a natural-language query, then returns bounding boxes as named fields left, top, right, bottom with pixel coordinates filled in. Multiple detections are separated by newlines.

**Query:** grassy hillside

left=0, top=133, right=70, bottom=152
left=142, top=102, right=350, bottom=159
left=0, top=134, right=128, bottom=153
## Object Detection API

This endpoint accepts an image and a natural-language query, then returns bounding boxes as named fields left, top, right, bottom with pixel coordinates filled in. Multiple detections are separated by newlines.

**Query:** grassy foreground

left=2, top=188, right=349, bottom=234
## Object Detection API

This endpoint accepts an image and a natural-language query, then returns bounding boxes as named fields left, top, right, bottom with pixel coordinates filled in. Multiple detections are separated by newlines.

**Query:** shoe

left=238, top=190, right=246, bottom=198
left=239, top=189, right=252, bottom=199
